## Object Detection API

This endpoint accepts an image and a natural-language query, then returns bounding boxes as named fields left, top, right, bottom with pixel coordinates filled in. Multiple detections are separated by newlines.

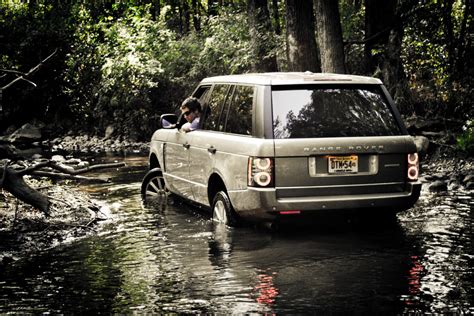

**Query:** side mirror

left=160, top=114, right=178, bottom=129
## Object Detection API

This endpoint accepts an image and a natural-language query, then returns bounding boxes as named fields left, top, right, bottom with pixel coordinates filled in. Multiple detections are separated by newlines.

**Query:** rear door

left=270, top=84, right=411, bottom=198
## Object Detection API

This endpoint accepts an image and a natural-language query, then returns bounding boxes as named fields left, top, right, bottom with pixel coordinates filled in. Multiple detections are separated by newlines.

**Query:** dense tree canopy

left=0, top=0, right=472, bottom=149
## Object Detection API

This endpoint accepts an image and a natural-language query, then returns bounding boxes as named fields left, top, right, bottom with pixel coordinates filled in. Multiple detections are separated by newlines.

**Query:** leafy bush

left=402, top=1, right=472, bottom=118
left=62, top=5, right=255, bottom=140
left=64, top=5, right=167, bottom=139
left=456, top=120, right=474, bottom=155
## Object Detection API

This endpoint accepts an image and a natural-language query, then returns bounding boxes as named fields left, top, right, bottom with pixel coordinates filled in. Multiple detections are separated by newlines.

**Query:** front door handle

left=183, top=143, right=190, bottom=149
left=207, top=146, right=217, bottom=154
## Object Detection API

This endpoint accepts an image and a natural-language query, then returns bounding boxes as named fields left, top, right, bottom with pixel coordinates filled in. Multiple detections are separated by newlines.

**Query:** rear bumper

left=229, top=182, right=421, bottom=221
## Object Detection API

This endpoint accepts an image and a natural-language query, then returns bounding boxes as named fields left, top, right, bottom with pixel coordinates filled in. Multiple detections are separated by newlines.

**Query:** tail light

left=407, top=153, right=419, bottom=181
left=248, top=157, right=274, bottom=187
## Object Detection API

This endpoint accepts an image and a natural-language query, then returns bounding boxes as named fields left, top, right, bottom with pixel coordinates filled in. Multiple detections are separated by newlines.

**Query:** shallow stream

left=0, top=155, right=472, bottom=314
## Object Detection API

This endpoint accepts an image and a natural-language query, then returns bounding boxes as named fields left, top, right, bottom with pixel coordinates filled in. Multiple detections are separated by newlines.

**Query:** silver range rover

left=142, top=72, right=421, bottom=226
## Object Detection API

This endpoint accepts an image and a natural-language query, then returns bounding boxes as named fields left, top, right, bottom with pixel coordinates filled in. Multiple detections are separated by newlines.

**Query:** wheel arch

left=208, top=173, right=227, bottom=206
left=149, top=152, right=160, bottom=170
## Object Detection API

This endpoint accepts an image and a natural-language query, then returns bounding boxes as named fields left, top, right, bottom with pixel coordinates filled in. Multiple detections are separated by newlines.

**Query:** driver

left=180, top=97, right=202, bottom=132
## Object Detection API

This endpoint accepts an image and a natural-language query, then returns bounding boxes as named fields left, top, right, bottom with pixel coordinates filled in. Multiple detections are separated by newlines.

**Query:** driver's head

left=180, top=97, right=201, bottom=122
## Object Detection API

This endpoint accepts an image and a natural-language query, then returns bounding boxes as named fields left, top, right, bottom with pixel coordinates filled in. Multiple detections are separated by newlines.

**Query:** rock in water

left=105, top=125, right=115, bottom=139
left=428, top=180, right=448, bottom=192
left=8, top=123, right=42, bottom=143
left=413, top=136, right=429, bottom=159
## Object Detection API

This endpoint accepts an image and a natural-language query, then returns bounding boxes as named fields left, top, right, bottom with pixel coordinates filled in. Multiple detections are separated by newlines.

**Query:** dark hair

left=181, top=97, right=201, bottom=113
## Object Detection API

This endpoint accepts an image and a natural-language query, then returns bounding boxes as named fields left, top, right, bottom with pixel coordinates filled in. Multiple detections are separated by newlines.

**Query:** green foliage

left=402, top=0, right=473, bottom=118
left=63, top=5, right=103, bottom=125
left=0, top=2, right=75, bottom=128
left=95, top=7, right=164, bottom=139
left=1, top=0, right=471, bottom=142
left=193, top=9, right=253, bottom=76
left=339, top=1, right=365, bottom=74
left=456, top=120, right=474, bottom=155
left=61, top=4, right=255, bottom=140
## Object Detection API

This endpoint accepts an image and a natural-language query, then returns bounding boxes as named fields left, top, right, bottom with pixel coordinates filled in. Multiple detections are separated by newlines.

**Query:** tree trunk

left=151, top=0, right=161, bottom=20
left=1, top=167, right=50, bottom=214
left=271, top=0, right=281, bottom=35
left=382, top=26, right=413, bottom=114
left=248, top=0, right=278, bottom=72
left=365, top=1, right=413, bottom=114
left=181, top=0, right=190, bottom=34
left=176, top=0, right=190, bottom=34
left=364, top=0, right=396, bottom=74
left=443, top=0, right=455, bottom=74
left=285, top=0, right=320, bottom=72
left=191, top=0, right=201, bottom=32
left=314, top=0, right=346, bottom=73
left=208, top=0, right=218, bottom=15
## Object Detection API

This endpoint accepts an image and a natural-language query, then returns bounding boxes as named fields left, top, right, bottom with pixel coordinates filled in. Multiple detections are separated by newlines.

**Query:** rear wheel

left=141, top=168, right=168, bottom=200
left=212, top=191, right=238, bottom=227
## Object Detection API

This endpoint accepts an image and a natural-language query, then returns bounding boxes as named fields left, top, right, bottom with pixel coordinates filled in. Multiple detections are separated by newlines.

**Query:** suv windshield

left=272, top=85, right=402, bottom=139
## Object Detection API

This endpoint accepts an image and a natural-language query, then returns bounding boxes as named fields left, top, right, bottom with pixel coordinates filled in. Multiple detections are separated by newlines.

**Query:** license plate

left=328, top=155, right=358, bottom=174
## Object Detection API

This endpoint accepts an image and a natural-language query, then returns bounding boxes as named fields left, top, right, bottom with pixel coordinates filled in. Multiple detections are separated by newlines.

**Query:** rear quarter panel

left=188, top=130, right=274, bottom=206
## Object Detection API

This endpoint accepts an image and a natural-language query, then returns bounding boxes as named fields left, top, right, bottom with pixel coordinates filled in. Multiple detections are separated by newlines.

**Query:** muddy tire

left=141, top=168, right=168, bottom=200
left=212, top=191, right=238, bottom=227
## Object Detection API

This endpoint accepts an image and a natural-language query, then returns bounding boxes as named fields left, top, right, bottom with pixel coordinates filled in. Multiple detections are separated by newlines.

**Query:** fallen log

left=31, top=171, right=111, bottom=183
left=1, top=162, right=50, bottom=214
left=0, top=159, right=126, bottom=215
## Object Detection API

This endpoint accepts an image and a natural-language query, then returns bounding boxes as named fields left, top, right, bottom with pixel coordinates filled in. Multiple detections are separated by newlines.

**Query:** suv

left=142, top=72, right=421, bottom=225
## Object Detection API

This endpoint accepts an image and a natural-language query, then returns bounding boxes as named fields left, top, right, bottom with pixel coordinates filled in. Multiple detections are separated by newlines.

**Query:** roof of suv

left=201, top=72, right=382, bottom=85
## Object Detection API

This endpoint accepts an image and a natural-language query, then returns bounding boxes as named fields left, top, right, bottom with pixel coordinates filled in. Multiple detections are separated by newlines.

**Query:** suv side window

left=225, top=85, right=254, bottom=135
left=194, top=85, right=211, bottom=104
left=203, top=84, right=231, bottom=131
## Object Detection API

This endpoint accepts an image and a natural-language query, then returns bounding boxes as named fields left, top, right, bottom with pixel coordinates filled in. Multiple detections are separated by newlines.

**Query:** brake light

left=279, top=210, right=301, bottom=215
left=248, top=157, right=274, bottom=187
left=407, top=153, right=419, bottom=181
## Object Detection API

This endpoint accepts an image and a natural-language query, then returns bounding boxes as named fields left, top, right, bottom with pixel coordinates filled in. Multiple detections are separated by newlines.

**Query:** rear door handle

left=183, top=143, right=190, bottom=149
left=207, top=147, right=217, bottom=154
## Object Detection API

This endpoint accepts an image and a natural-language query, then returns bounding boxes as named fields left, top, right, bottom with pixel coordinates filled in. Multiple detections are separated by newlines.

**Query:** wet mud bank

left=0, top=140, right=146, bottom=270
left=0, top=175, right=107, bottom=270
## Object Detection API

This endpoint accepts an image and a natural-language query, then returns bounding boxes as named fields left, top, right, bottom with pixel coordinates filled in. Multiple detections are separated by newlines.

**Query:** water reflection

left=399, top=190, right=473, bottom=314
left=0, top=155, right=472, bottom=314
left=252, top=269, right=279, bottom=305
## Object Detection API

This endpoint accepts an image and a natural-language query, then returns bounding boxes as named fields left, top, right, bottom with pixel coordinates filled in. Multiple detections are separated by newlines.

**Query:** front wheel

left=141, top=168, right=168, bottom=200
left=212, top=191, right=239, bottom=227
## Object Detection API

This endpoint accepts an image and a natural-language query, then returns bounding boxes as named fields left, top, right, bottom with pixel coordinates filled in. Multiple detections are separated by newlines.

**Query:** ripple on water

left=1, top=158, right=472, bottom=314
left=398, top=190, right=473, bottom=314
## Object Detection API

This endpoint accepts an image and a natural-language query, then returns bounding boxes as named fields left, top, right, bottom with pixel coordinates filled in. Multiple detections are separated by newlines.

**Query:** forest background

left=0, top=0, right=472, bottom=154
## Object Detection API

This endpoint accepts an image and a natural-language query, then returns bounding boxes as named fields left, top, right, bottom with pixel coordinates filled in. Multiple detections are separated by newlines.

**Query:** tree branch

left=344, top=2, right=423, bottom=47
left=1, top=49, right=57, bottom=90
left=31, top=171, right=111, bottom=183
left=0, top=69, right=26, bottom=75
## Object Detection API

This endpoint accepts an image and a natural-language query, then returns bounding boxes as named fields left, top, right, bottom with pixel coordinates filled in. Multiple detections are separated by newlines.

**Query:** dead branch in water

left=0, top=159, right=125, bottom=215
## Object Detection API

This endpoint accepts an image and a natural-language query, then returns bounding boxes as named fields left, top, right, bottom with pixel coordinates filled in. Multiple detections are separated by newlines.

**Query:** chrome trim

left=276, top=181, right=403, bottom=190
left=277, top=191, right=412, bottom=203
left=384, top=163, right=401, bottom=167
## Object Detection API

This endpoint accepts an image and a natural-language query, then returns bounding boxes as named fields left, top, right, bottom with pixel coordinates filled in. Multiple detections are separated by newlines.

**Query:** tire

left=141, top=168, right=168, bottom=200
left=212, top=191, right=238, bottom=227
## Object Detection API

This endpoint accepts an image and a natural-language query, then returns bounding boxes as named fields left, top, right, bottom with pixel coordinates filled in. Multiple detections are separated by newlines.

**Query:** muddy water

left=0, top=155, right=472, bottom=314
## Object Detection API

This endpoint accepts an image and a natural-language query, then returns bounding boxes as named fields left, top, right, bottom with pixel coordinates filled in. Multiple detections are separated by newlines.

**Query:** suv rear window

left=272, top=85, right=402, bottom=138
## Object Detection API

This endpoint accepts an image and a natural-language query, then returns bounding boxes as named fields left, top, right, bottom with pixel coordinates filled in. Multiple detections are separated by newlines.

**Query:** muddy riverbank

left=0, top=174, right=108, bottom=268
